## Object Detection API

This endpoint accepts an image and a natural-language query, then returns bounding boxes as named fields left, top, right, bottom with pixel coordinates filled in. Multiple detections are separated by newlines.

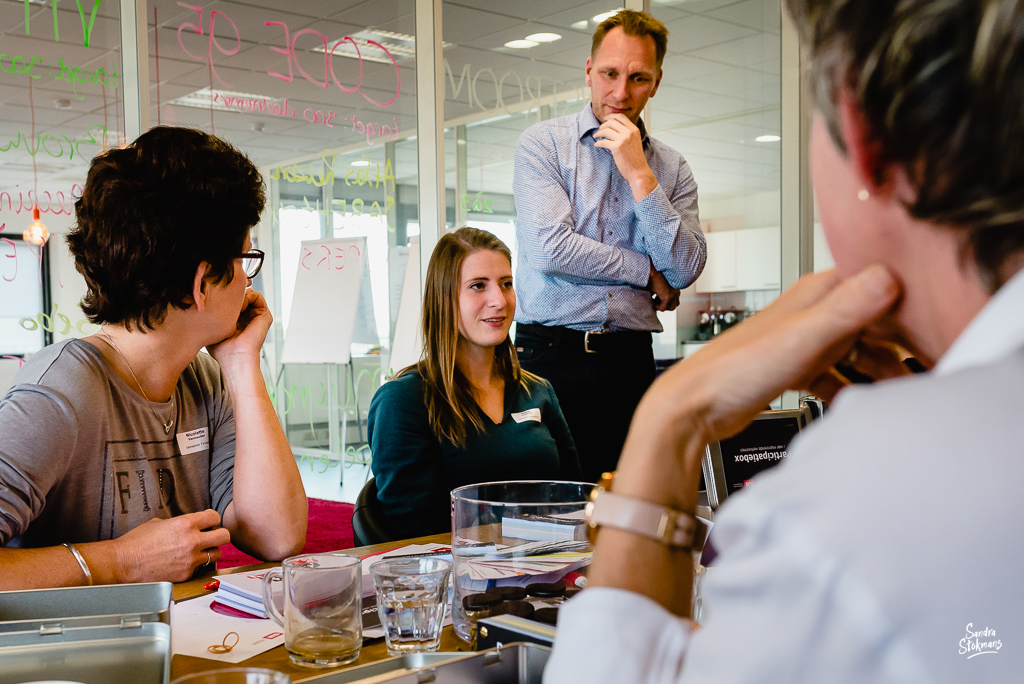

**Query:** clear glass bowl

left=450, top=480, right=597, bottom=642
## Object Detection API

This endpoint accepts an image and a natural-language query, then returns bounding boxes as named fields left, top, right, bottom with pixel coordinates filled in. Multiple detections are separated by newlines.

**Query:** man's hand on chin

left=594, top=114, right=658, bottom=200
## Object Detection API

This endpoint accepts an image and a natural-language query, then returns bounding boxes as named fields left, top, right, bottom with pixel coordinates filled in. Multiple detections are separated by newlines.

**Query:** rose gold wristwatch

left=585, top=487, right=706, bottom=550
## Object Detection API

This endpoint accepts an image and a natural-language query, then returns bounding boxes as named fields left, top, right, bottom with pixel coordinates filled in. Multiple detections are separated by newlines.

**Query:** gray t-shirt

left=0, top=339, right=236, bottom=547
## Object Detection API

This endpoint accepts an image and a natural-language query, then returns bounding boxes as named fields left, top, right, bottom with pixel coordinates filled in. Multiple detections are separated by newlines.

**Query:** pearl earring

left=857, top=189, right=870, bottom=201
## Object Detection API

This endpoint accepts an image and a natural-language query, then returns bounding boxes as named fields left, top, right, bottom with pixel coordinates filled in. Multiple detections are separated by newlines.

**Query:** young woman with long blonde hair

left=367, top=227, right=581, bottom=536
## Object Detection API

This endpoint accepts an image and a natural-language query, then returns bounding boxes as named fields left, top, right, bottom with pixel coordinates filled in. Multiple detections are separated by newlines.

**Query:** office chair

left=352, top=478, right=398, bottom=547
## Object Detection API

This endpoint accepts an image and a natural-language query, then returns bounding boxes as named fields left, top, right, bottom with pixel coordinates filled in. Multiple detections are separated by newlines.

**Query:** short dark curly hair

left=68, top=127, right=265, bottom=330
left=786, top=0, right=1024, bottom=292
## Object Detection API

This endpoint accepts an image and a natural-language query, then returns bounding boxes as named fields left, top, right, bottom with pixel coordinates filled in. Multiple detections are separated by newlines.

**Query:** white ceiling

left=0, top=0, right=780, bottom=222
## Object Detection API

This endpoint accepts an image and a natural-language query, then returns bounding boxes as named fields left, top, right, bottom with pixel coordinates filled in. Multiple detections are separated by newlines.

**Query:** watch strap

left=586, top=489, right=705, bottom=550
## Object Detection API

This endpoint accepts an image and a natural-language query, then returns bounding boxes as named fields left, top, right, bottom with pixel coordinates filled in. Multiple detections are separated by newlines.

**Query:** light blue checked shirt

left=513, top=103, right=705, bottom=332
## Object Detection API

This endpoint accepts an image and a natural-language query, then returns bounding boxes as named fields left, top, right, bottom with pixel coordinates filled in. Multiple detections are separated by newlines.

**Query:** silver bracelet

left=62, top=543, right=94, bottom=586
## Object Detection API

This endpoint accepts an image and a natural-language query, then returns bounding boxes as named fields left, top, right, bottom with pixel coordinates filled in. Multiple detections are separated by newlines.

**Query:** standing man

left=513, top=10, right=706, bottom=482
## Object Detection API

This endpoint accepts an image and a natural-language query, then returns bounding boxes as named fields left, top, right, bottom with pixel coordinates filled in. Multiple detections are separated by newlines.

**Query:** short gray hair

left=786, top=0, right=1024, bottom=291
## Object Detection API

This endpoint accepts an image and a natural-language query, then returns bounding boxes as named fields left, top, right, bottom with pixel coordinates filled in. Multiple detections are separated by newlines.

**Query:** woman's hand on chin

left=207, top=289, right=272, bottom=370
left=612, top=265, right=902, bottom=507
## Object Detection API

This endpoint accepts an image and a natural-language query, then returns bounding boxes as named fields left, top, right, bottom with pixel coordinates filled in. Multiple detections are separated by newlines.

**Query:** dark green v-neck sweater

left=367, top=370, right=582, bottom=537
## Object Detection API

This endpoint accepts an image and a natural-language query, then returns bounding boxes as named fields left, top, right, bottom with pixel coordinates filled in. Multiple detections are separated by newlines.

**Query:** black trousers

left=515, top=325, right=656, bottom=483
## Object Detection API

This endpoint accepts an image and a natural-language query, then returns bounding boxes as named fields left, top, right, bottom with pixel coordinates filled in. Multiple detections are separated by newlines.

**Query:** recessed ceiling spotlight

left=570, top=19, right=589, bottom=30
left=526, top=32, right=562, bottom=42
left=505, top=39, right=539, bottom=49
left=755, top=134, right=781, bottom=142
left=351, top=160, right=371, bottom=167
left=592, top=9, right=623, bottom=23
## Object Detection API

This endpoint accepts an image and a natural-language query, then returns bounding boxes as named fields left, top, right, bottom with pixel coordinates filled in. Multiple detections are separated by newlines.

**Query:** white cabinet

left=736, top=226, right=781, bottom=290
left=652, top=309, right=679, bottom=360
left=694, top=231, right=737, bottom=293
left=695, top=227, right=780, bottom=293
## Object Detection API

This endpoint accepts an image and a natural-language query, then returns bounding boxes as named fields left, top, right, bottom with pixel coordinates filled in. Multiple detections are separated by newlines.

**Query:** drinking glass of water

left=370, top=557, right=452, bottom=656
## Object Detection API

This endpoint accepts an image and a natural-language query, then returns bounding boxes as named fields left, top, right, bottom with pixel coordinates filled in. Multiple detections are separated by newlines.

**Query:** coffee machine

left=696, top=307, right=744, bottom=340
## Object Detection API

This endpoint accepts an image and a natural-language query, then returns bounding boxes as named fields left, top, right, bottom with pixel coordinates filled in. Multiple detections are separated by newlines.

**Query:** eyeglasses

left=240, top=249, right=265, bottom=279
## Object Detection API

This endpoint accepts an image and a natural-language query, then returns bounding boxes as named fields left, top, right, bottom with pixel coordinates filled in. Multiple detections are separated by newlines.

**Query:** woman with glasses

left=368, top=227, right=582, bottom=537
left=0, top=127, right=306, bottom=590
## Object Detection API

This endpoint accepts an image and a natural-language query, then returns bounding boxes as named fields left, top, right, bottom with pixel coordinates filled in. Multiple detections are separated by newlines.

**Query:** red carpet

left=217, top=498, right=355, bottom=569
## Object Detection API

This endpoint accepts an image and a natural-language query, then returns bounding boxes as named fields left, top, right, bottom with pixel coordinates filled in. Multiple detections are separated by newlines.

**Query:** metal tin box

left=0, top=582, right=172, bottom=684
left=476, top=615, right=555, bottom=651
left=306, top=643, right=551, bottom=684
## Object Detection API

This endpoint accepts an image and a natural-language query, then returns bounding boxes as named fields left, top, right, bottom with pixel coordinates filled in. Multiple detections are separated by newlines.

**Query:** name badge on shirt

left=176, top=427, right=209, bottom=455
left=511, top=408, right=542, bottom=424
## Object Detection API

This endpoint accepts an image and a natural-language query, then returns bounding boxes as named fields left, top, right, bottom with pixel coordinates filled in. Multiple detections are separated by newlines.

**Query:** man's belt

left=517, top=323, right=652, bottom=355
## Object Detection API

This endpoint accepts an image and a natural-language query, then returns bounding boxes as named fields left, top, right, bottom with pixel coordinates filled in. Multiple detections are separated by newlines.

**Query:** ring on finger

left=206, top=550, right=212, bottom=566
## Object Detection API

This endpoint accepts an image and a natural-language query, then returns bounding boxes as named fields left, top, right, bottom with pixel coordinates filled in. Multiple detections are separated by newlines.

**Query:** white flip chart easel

left=280, top=237, right=375, bottom=475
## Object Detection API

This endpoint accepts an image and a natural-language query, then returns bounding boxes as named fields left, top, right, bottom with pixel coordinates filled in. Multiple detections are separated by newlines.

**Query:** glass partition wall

left=0, top=0, right=122, bottom=397
left=441, top=0, right=786, bottom=363
left=145, top=0, right=419, bottom=468
left=650, top=0, right=783, bottom=359
left=0, top=0, right=806, bottom=462
left=441, top=0, right=595, bottom=349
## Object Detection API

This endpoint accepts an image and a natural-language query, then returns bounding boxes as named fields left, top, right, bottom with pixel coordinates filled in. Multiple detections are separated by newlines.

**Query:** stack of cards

left=501, top=512, right=588, bottom=542
left=213, top=571, right=273, bottom=618
left=457, top=541, right=591, bottom=581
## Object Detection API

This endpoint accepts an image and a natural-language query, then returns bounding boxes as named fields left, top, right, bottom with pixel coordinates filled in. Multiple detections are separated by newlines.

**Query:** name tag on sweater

left=511, top=408, right=542, bottom=424
left=176, top=427, right=209, bottom=455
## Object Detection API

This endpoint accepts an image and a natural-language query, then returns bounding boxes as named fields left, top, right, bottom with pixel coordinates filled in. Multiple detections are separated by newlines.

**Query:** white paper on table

left=362, top=593, right=386, bottom=640
left=360, top=543, right=451, bottom=597
left=171, top=594, right=285, bottom=664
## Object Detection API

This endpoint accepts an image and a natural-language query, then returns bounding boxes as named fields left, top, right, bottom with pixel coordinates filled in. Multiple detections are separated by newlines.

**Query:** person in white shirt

left=545, top=0, right=1024, bottom=682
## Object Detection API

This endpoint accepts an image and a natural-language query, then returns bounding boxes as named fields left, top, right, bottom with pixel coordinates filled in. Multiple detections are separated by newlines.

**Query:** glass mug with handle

left=261, top=553, right=362, bottom=668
